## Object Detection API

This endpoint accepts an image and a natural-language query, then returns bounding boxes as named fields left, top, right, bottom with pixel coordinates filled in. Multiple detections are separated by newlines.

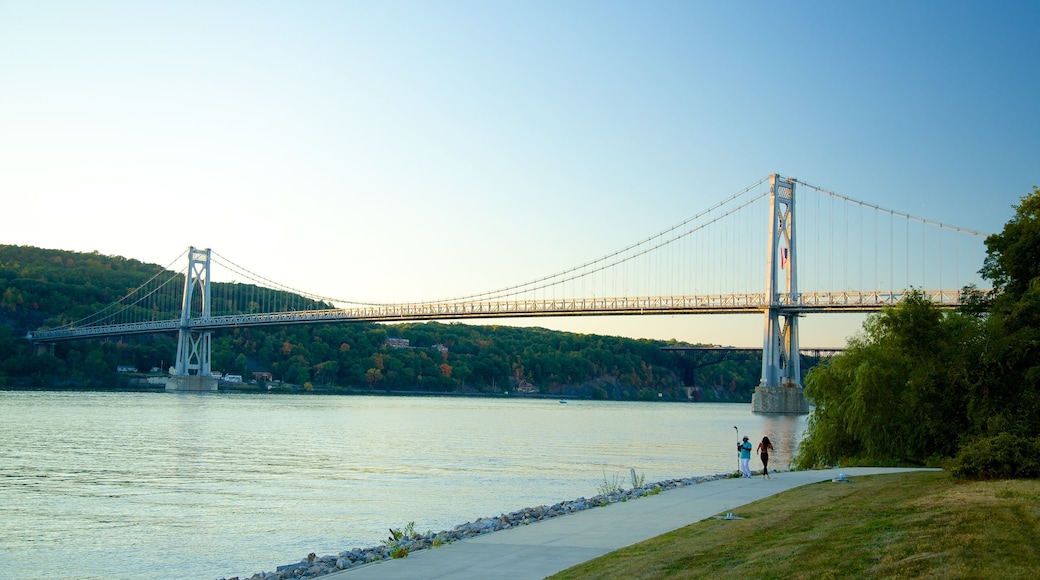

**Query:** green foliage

left=969, top=186, right=1040, bottom=439
left=797, top=185, right=1040, bottom=478
left=946, top=432, right=1040, bottom=480
left=2, top=244, right=786, bottom=398
left=0, top=245, right=165, bottom=330
left=382, top=521, right=419, bottom=558
left=796, top=290, right=978, bottom=469
left=981, top=186, right=1040, bottom=300
left=597, top=471, right=624, bottom=495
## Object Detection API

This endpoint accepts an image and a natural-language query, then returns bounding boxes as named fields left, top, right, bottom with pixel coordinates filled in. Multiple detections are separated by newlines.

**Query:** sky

left=2, top=1, right=1038, bottom=348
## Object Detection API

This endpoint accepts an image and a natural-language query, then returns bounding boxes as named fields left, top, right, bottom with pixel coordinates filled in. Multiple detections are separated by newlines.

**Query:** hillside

left=0, top=244, right=768, bottom=399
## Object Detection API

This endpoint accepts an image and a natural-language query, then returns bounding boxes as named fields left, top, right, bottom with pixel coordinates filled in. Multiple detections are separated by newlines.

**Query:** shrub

left=947, top=432, right=1040, bottom=479
left=382, top=521, right=419, bottom=559
left=597, top=472, right=624, bottom=495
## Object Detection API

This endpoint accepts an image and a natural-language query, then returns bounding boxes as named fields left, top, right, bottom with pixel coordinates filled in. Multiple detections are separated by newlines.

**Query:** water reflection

left=0, top=392, right=807, bottom=580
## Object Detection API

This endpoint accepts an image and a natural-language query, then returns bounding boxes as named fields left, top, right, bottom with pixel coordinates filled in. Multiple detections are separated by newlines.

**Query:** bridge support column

left=34, top=342, right=55, bottom=357
left=753, top=174, right=809, bottom=414
left=167, top=374, right=217, bottom=391
left=168, top=247, right=217, bottom=392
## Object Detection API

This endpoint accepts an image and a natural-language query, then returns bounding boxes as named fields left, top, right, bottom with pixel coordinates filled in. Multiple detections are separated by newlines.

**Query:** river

left=0, top=391, right=806, bottom=579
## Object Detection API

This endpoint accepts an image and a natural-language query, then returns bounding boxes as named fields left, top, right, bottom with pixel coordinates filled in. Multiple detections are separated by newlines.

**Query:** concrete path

left=325, top=467, right=937, bottom=580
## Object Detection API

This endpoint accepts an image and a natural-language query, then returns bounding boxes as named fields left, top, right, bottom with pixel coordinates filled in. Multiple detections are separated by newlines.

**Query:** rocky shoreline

left=219, top=472, right=730, bottom=580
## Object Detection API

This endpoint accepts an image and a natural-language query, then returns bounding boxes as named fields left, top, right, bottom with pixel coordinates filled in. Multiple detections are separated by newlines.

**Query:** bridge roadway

left=28, top=289, right=966, bottom=343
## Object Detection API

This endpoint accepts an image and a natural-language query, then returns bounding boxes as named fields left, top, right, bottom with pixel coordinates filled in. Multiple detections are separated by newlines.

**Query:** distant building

left=431, top=344, right=449, bottom=354
left=116, top=365, right=138, bottom=373
left=252, top=371, right=273, bottom=381
left=385, top=338, right=410, bottom=349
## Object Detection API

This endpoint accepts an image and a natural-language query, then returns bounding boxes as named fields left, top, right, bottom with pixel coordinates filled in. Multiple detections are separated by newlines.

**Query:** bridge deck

left=28, top=289, right=967, bottom=342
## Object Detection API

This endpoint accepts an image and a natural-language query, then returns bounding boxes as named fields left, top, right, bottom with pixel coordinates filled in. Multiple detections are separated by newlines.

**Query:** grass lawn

left=550, top=471, right=1040, bottom=579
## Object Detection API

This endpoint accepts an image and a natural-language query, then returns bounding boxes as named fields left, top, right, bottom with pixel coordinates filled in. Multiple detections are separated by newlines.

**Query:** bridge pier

left=166, top=375, right=218, bottom=392
left=751, top=385, right=809, bottom=414
left=34, top=341, right=55, bottom=356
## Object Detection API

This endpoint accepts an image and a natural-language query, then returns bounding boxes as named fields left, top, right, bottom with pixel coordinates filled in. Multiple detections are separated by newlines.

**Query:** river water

left=0, top=391, right=806, bottom=579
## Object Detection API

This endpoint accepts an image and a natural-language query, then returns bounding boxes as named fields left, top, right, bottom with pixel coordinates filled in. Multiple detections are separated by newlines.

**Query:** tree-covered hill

left=0, top=245, right=165, bottom=332
left=0, top=244, right=767, bottom=400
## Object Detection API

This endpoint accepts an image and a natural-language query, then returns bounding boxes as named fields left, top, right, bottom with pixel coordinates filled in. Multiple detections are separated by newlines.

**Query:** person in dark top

left=757, top=436, right=774, bottom=479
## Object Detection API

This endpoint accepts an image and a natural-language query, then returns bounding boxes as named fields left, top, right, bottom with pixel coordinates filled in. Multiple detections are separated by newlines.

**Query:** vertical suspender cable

left=747, top=194, right=753, bottom=292
left=858, top=202, right=863, bottom=291
left=844, top=200, right=848, bottom=290
left=831, top=192, right=836, bottom=292
left=709, top=218, right=715, bottom=296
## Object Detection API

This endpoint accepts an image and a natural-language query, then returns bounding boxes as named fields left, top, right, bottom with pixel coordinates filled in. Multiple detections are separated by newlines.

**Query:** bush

left=947, top=432, right=1040, bottom=479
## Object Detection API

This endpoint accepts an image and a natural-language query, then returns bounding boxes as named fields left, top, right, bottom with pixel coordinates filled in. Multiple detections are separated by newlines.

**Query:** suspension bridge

left=27, top=174, right=989, bottom=412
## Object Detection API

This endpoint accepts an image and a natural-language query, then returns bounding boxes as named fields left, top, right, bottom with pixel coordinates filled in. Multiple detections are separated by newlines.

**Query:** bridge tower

left=752, top=174, right=810, bottom=414
left=167, top=246, right=217, bottom=392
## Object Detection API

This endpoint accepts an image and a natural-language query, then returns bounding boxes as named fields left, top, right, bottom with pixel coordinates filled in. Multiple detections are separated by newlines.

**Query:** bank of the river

left=2, top=383, right=740, bottom=403
left=1, top=392, right=804, bottom=580
left=225, top=473, right=732, bottom=580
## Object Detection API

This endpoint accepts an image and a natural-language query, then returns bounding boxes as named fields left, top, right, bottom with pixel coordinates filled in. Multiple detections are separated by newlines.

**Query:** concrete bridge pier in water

left=751, top=385, right=809, bottom=414
left=166, top=375, right=218, bottom=392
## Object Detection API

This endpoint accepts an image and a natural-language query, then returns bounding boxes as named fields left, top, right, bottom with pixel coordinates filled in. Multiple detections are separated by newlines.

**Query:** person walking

left=738, top=436, right=753, bottom=478
left=757, top=436, right=774, bottom=479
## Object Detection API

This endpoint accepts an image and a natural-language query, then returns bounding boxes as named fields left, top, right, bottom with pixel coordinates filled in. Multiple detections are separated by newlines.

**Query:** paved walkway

left=326, top=467, right=937, bottom=580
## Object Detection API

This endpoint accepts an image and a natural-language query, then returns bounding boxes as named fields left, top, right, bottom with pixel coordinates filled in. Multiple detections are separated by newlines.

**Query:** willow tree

left=795, top=290, right=981, bottom=468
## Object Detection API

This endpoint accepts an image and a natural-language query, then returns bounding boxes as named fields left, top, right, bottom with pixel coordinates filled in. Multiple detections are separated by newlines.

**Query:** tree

left=969, top=186, right=1040, bottom=438
left=980, top=186, right=1040, bottom=301
left=796, top=185, right=1040, bottom=476
left=796, top=290, right=978, bottom=468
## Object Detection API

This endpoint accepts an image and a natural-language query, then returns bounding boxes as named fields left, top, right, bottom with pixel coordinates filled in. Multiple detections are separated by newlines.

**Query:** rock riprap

left=219, top=473, right=727, bottom=580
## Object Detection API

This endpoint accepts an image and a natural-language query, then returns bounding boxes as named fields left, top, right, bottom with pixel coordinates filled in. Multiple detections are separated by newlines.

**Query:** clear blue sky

left=2, top=1, right=1037, bottom=347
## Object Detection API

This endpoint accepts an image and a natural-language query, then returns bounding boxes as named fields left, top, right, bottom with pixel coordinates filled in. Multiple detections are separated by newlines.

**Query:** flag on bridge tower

left=780, top=247, right=788, bottom=270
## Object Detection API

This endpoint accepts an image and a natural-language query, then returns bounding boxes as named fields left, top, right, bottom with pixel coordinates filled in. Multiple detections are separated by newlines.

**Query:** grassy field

left=550, top=471, right=1040, bottom=579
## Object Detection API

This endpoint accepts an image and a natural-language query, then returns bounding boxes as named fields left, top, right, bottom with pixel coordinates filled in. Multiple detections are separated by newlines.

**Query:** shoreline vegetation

left=222, top=472, right=732, bottom=580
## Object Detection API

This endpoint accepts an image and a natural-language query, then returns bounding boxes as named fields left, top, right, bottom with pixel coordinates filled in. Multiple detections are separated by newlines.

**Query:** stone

left=238, top=472, right=728, bottom=580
